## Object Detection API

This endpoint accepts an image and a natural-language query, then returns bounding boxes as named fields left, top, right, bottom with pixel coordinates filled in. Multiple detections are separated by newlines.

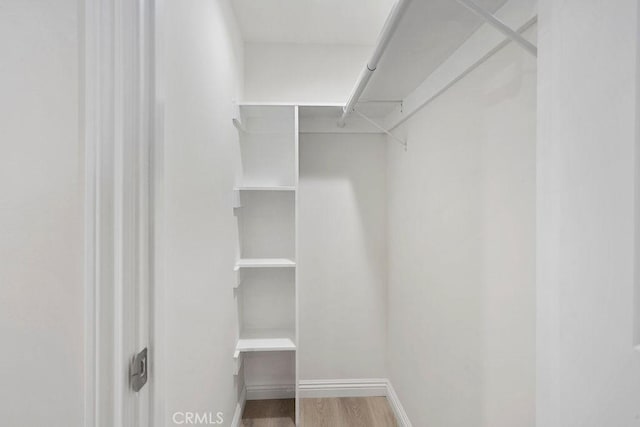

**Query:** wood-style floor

left=241, top=397, right=398, bottom=427
left=241, top=399, right=294, bottom=427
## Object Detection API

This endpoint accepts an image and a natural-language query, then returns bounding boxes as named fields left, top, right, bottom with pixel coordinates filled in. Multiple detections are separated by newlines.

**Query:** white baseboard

left=230, top=386, right=246, bottom=427
left=298, top=378, right=388, bottom=398
left=246, top=384, right=295, bottom=400
left=299, top=378, right=412, bottom=427
left=234, top=379, right=412, bottom=427
left=385, top=381, right=412, bottom=427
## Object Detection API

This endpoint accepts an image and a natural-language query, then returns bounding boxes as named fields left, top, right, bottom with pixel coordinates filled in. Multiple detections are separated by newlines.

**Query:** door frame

left=83, top=0, right=157, bottom=425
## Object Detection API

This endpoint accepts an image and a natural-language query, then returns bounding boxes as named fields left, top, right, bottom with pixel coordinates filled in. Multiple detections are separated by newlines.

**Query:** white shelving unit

left=232, top=103, right=299, bottom=421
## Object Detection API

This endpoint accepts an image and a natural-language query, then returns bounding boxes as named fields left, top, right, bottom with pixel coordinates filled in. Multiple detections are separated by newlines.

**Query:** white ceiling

left=231, top=0, right=397, bottom=45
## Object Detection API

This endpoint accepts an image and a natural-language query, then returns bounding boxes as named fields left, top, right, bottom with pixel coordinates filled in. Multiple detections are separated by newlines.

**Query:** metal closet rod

left=337, top=0, right=413, bottom=127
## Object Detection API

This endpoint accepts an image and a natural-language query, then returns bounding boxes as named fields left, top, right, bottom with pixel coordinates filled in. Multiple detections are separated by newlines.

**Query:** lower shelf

left=236, top=329, right=296, bottom=353
left=234, top=186, right=296, bottom=192
left=234, top=258, right=296, bottom=270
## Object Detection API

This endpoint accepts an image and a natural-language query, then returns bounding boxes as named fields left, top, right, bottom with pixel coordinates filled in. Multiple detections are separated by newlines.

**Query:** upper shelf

left=360, top=0, right=508, bottom=106
left=298, top=105, right=387, bottom=134
left=233, top=104, right=295, bottom=135
left=344, top=0, right=537, bottom=124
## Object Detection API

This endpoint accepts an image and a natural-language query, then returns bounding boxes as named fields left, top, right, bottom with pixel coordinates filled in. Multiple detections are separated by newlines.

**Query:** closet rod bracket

left=354, top=109, right=407, bottom=151
left=455, top=0, right=538, bottom=57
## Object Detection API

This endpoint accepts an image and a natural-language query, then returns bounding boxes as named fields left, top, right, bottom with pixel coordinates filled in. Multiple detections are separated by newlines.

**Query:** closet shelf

left=234, top=186, right=296, bottom=192
left=337, top=0, right=537, bottom=130
left=235, top=329, right=296, bottom=353
left=232, top=350, right=242, bottom=375
left=232, top=116, right=293, bottom=135
left=234, top=258, right=296, bottom=270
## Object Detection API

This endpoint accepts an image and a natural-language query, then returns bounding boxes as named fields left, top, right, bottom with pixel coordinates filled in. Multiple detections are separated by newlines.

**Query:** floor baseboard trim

left=298, top=378, right=388, bottom=398
left=299, top=378, right=412, bottom=426
left=230, top=386, right=246, bottom=427
left=246, top=384, right=295, bottom=400
left=385, top=380, right=412, bottom=427
left=234, top=378, right=411, bottom=426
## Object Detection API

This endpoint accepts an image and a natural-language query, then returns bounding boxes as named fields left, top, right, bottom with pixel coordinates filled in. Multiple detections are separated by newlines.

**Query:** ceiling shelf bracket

left=455, top=0, right=537, bottom=57
left=354, top=109, right=407, bottom=151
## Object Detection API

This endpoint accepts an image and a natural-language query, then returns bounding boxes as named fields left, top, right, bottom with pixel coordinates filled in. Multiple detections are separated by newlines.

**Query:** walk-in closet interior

left=163, top=0, right=538, bottom=425
left=155, top=0, right=640, bottom=426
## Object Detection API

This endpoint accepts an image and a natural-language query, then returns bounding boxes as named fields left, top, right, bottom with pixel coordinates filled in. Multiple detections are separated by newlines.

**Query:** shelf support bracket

left=455, top=0, right=537, bottom=57
left=231, top=101, right=246, bottom=132
left=232, top=188, right=242, bottom=212
left=354, top=109, right=407, bottom=151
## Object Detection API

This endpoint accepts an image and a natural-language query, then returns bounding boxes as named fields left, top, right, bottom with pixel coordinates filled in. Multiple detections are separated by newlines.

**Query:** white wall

left=298, top=133, right=388, bottom=380
left=386, top=31, right=537, bottom=427
left=244, top=43, right=370, bottom=103
left=162, top=0, right=244, bottom=425
left=0, top=1, right=83, bottom=425
left=537, top=1, right=640, bottom=426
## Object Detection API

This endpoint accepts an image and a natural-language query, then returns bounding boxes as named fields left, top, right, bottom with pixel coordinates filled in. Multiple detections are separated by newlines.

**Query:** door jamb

left=83, top=0, right=157, bottom=425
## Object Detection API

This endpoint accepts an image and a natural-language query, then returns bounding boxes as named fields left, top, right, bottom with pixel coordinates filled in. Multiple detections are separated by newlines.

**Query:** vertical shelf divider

left=294, top=105, right=300, bottom=426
